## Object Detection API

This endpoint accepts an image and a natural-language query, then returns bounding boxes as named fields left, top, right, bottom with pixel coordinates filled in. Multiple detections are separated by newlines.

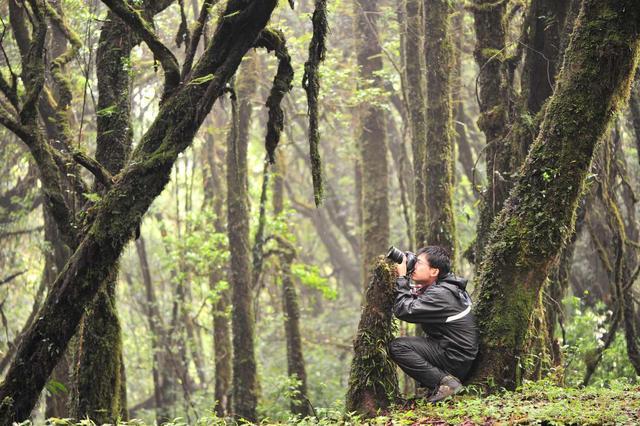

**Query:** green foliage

left=561, top=296, right=637, bottom=387
left=290, top=263, right=336, bottom=300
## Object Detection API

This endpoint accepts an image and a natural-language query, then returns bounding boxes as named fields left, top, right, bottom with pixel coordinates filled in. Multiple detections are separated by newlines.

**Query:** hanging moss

left=302, top=0, right=328, bottom=207
left=255, top=29, right=294, bottom=164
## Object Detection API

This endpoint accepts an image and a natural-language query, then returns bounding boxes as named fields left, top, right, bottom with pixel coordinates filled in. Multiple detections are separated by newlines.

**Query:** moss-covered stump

left=346, top=257, right=399, bottom=418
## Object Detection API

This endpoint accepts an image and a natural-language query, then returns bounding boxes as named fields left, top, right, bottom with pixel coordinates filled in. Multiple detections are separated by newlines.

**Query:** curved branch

left=100, top=0, right=180, bottom=99
left=72, top=151, right=114, bottom=189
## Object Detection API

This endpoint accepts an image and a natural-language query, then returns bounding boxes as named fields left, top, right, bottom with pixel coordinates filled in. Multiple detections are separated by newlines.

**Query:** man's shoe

left=414, top=386, right=433, bottom=399
left=426, top=375, right=463, bottom=403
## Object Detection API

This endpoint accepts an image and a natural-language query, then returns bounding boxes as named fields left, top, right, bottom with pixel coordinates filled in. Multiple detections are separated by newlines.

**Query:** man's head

left=411, top=246, right=451, bottom=286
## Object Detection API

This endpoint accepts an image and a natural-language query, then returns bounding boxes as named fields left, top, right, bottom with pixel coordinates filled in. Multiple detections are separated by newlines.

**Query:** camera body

left=386, top=246, right=418, bottom=276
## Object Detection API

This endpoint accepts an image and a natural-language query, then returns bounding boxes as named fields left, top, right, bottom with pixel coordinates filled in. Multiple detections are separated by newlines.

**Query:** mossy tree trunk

left=346, top=257, right=399, bottom=417
left=468, top=0, right=640, bottom=390
left=355, top=0, right=389, bottom=286
left=513, top=0, right=572, bottom=376
left=70, top=11, right=133, bottom=423
left=424, top=0, right=455, bottom=256
left=0, top=0, right=278, bottom=422
left=42, top=210, right=71, bottom=419
left=203, top=129, right=232, bottom=417
left=227, top=52, right=259, bottom=422
left=403, top=0, right=427, bottom=245
left=452, top=4, right=476, bottom=190
left=470, top=0, right=513, bottom=264
left=273, top=152, right=311, bottom=417
left=629, top=74, right=640, bottom=165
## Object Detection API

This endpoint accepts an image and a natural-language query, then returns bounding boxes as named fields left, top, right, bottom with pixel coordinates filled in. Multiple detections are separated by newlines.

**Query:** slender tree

left=272, top=151, right=311, bottom=417
left=354, top=0, right=389, bottom=287
left=227, top=52, right=259, bottom=422
left=424, top=0, right=456, bottom=257
left=403, top=0, right=427, bottom=245
left=203, top=127, right=232, bottom=417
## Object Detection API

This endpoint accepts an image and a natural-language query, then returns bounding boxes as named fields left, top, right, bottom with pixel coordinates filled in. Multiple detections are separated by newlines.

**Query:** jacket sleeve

left=393, top=277, right=451, bottom=324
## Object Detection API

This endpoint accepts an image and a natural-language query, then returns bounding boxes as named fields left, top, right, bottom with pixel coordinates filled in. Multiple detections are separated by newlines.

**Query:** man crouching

left=388, top=246, right=479, bottom=403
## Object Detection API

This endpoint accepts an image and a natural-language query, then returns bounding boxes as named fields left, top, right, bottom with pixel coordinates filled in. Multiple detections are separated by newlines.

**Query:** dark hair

left=416, top=246, right=451, bottom=279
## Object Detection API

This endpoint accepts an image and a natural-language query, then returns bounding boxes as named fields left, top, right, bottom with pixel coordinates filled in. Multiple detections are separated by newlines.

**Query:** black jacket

left=393, top=273, right=479, bottom=364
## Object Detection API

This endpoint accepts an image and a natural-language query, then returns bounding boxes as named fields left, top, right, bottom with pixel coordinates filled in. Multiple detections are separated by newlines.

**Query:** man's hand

left=396, top=256, right=407, bottom=277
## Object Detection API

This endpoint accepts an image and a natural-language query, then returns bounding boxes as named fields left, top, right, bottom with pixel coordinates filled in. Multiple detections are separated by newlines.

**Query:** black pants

left=388, top=336, right=471, bottom=389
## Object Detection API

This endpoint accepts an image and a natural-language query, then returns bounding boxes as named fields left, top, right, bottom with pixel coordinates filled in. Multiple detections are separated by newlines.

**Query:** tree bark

left=470, top=0, right=513, bottom=265
left=424, top=0, right=455, bottom=257
left=273, top=152, right=311, bottom=417
left=403, top=0, right=427, bottom=245
left=227, top=52, right=259, bottom=422
left=71, top=11, right=134, bottom=422
left=0, top=1, right=278, bottom=422
left=346, top=257, right=399, bottom=417
left=355, top=0, right=389, bottom=288
left=468, top=0, right=640, bottom=390
left=203, top=128, right=232, bottom=418
left=629, top=74, right=640, bottom=166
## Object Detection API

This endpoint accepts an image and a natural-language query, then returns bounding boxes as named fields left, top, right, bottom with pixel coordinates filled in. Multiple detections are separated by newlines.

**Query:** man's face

left=411, top=253, right=440, bottom=286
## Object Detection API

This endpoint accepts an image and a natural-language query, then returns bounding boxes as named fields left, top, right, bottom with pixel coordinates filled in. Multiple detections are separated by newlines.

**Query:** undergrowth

left=32, top=379, right=640, bottom=425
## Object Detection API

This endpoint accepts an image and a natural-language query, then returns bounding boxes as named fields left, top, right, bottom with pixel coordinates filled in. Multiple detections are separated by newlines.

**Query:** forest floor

left=355, top=379, right=640, bottom=425
left=35, top=380, right=640, bottom=425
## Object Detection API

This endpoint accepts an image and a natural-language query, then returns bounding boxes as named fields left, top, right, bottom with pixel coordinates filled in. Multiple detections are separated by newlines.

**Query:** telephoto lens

left=386, top=246, right=405, bottom=263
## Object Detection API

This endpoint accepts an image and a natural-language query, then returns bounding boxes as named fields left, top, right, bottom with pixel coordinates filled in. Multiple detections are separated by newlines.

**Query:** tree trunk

left=513, top=0, right=572, bottom=377
left=346, top=257, right=399, bottom=417
left=471, top=0, right=513, bottom=264
left=273, top=152, right=311, bottom=417
left=403, top=0, right=427, bottom=245
left=629, top=74, right=640, bottom=166
left=135, top=236, right=176, bottom=424
left=520, top=0, right=568, bottom=117
left=42, top=210, right=71, bottom=419
left=424, top=0, right=455, bottom=257
left=355, top=0, right=389, bottom=286
left=71, top=11, right=133, bottom=422
left=468, top=0, right=640, bottom=390
left=202, top=128, right=232, bottom=418
left=452, top=4, right=476, bottom=190
left=227, top=52, right=259, bottom=422
left=0, top=1, right=278, bottom=422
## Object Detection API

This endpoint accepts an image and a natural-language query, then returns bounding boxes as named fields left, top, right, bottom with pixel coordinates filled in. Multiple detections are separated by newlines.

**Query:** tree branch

left=181, top=0, right=218, bottom=79
left=100, top=0, right=180, bottom=99
left=19, top=0, right=47, bottom=123
left=0, top=271, right=26, bottom=286
left=72, top=151, right=114, bottom=189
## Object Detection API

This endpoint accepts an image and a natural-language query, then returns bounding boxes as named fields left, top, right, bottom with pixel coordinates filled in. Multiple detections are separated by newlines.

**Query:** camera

left=386, top=246, right=418, bottom=276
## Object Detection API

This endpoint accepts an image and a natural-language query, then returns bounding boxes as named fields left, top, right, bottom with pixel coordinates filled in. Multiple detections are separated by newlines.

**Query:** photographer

left=388, top=246, right=479, bottom=402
